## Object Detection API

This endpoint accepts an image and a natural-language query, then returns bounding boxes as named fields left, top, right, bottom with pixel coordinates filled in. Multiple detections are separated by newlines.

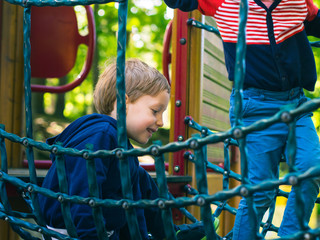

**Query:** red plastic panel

left=30, top=6, right=96, bottom=93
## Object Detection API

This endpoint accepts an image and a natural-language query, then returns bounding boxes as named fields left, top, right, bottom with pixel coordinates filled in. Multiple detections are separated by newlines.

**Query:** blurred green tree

left=50, top=1, right=171, bottom=121
left=305, top=0, right=320, bottom=134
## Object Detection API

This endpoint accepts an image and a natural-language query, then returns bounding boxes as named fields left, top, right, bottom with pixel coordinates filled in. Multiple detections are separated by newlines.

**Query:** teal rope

left=187, top=18, right=220, bottom=37
left=4, top=164, right=319, bottom=214
left=1, top=0, right=320, bottom=238
left=287, top=120, right=309, bottom=232
left=0, top=210, right=77, bottom=240
left=153, top=140, right=177, bottom=240
left=185, top=138, right=280, bottom=236
left=0, top=125, right=37, bottom=239
left=115, top=1, right=142, bottom=239
left=85, top=145, right=109, bottom=240
left=232, top=0, right=248, bottom=127
left=194, top=135, right=217, bottom=240
left=0, top=125, right=8, bottom=172
left=54, top=152, right=78, bottom=238
left=23, top=8, right=49, bottom=240
left=1, top=147, right=320, bottom=238
left=168, top=192, right=199, bottom=223
left=0, top=99, right=319, bottom=165
left=5, top=0, right=123, bottom=7
left=310, top=41, right=320, bottom=47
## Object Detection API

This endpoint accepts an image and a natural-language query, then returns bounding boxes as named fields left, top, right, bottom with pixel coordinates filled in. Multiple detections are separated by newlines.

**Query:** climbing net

left=1, top=0, right=320, bottom=239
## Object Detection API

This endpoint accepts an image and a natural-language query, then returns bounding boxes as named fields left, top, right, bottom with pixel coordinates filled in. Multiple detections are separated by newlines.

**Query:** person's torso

left=198, top=0, right=317, bottom=91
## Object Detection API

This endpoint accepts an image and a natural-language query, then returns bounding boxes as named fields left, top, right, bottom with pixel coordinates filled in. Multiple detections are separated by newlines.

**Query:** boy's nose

left=156, top=116, right=164, bottom=127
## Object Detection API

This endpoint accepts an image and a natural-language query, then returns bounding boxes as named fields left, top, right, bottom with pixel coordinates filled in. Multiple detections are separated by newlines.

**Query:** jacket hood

left=47, top=113, right=117, bottom=149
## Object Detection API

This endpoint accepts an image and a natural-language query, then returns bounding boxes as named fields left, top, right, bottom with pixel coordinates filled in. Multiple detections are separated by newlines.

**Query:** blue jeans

left=229, top=87, right=320, bottom=239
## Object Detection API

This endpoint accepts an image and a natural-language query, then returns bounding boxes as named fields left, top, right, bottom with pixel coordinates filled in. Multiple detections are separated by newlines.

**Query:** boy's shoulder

left=74, top=113, right=117, bottom=133
left=74, top=113, right=117, bottom=137
left=47, top=113, right=118, bottom=148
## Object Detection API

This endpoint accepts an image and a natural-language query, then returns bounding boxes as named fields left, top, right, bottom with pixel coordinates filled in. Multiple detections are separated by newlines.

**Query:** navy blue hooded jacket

left=38, top=114, right=149, bottom=240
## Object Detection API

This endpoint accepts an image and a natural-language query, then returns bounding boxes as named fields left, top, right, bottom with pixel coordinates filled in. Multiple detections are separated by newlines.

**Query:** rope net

left=1, top=0, right=320, bottom=239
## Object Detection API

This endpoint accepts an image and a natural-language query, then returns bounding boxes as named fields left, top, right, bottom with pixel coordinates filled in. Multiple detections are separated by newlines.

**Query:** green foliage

left=305, top=39, right=320, bottom=134
left=60, top=1, right=170, bottom=121
left=305, top=0, right=320, bottom=134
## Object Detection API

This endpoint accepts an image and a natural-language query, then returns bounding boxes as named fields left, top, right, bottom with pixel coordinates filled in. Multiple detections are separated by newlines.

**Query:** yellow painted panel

left=203, top=90, right=230, bottom=112
left=205, top=16, right=218, bottom=28
left=203, top=74, right=231, bottom=100
left=202, top=103, right=229, bottom=126
left=203, top=64, right=231, bottom=90
left=207, top=144, right=224, bottom=163
left=202, top=116, right=230, bottom=132
left=203, top=52, right=228, bottom=80
left=0, top=2, right=24, bottom=168
left=0, top=2, right=24, bottom=239
left=204, top=38, right=225, bottom=63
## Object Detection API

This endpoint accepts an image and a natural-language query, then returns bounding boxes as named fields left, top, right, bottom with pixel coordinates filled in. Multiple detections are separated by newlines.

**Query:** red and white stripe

left=212, top=0, right=308, bottom=44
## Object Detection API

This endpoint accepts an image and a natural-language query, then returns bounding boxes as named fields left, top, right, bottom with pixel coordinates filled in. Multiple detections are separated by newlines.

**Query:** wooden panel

left=0, top=2, right=24, bottom=239
left=177, top=12, right=241, bottom=233
left=203, top=88, right=229, bottom=113
left=203, top=75, right=231, bottom=101
left=204, top=39, right=225, bottom=65
left=205, top=15, right=217, bottom=28
left=0, top=2, right=24, bottom=169
left=207, top=143, right=224, bottom=163
left=201, top=18, right=241, bottom=229
left=186, top=10, right=205, bottom=224
left=202, top=115, right=230, bottom=132
left=200, top=16, right=232, bottom=164
left=184, top=13, right=241, bottom=234
left=203, top=51, right=231, bottom=90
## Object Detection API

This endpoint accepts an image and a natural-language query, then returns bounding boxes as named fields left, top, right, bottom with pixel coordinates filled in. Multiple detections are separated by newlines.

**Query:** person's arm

left=304, top=0, right=320, bottom=38
left=164, top=0, right=198, bottom=12
left=164, top=0, right=222, bottom=18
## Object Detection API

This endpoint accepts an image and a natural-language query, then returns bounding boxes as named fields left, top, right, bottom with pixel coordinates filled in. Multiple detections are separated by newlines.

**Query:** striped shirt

left=212, top=0, right=307, bottom=44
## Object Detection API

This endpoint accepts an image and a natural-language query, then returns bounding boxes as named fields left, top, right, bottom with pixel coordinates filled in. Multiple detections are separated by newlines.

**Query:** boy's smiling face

left=126, top=90, right=170, bottom=144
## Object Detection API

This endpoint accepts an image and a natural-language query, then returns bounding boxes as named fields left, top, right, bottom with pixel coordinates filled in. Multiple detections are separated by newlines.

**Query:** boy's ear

left=125, top=94, right=129, bottom=115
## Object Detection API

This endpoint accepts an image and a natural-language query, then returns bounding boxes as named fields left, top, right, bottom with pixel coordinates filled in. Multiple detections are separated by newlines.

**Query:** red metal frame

left=30, top=5, right=96, bottom=93
left=172, top=10, right=189, bottom=176
left=23, top=159, right=169, bottom=172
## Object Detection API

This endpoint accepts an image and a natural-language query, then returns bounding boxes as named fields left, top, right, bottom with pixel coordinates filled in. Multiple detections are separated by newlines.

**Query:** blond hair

left=93, top=58, right=170, bottom=115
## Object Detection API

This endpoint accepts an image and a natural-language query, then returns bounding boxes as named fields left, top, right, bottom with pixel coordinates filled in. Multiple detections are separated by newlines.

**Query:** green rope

left=115, top=1, right=142, bottom=239
left=194, top=135, right=217, bottom=240
left=186, top=19, right=220, bottom=37
left=153, top=140, right=177, bottom=240
left=5, top=0, right=124, bottom=7
left=1, top=0, right=320, bottom=239
left=54, top=151, right=78, bottom=238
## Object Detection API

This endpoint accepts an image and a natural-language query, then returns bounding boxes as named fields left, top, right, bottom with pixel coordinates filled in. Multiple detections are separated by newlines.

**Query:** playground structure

left=1, top=0, right=320, bottom=240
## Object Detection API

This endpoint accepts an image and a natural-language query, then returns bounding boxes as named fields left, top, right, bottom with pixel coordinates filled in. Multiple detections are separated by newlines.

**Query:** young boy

left=38, top=59, right=171, bottom=240
left=164, top=0, right=320, bottom=239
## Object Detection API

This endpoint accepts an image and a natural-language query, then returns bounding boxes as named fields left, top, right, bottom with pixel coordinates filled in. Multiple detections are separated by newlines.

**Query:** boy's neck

left=261, top=0, right=274, bottom=8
